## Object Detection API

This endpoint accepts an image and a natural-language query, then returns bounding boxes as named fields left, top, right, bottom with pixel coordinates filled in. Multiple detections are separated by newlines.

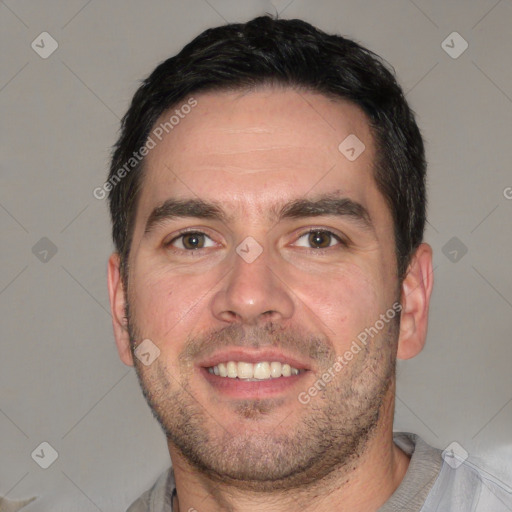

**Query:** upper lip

left=198, top=348, right=312, bottom=371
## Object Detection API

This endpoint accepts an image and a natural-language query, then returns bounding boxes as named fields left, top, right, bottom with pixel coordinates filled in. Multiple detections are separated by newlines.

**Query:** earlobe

left=107, top=253, right=134, bottom=366
left=397, top=243, right=434, bottom=360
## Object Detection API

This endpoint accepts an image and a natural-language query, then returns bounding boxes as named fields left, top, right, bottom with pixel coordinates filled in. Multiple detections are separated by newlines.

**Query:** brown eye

left=293, top=229, right=345, bottom=250
left=182, top=233, right=205, bottom=249
left=168, top=231, right=215, bottom=250
left=308, top=230, right=333, bottom=249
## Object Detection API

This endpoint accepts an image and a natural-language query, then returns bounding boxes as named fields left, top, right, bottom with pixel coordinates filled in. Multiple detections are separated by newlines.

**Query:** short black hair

left=108, top=15, right=426, bottom=281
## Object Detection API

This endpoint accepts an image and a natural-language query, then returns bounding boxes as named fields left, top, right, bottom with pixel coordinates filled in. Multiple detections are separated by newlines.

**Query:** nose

left=211, top=243, right=295, bottom=326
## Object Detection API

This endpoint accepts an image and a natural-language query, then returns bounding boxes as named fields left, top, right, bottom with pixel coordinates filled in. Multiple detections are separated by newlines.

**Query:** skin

left=108, top=88, right=433, bottom=512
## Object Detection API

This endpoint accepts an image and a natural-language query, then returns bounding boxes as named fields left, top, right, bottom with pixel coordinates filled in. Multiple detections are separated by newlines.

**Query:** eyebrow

left=144, top=193, right=372, bottom=235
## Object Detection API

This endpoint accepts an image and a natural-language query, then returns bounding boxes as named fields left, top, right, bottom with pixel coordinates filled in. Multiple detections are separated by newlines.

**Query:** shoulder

left=424, top=446, right=512, bottom=510
left=390, top=432, right=512, bottom=511
left=126, top=468, right=175, bottom=512
left=126, top=491, right=151, bottom=512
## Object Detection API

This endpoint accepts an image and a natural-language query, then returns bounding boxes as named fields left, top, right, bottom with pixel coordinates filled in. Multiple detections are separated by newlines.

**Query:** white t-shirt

left=127, top=432, right=512, bottom=511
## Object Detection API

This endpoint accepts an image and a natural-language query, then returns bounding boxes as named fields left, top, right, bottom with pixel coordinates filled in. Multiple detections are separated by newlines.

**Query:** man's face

left=123, top=88, right=401, bottom=487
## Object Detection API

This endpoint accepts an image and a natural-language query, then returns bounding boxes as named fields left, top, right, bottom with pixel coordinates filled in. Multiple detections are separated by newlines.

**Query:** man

left=106, top=15, right=511, bottom=511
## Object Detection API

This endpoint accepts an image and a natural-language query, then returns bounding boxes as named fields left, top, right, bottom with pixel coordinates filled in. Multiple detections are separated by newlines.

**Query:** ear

left=397, top=243, right=434, bottom=360
left=107, top=253, right=134, bottom=366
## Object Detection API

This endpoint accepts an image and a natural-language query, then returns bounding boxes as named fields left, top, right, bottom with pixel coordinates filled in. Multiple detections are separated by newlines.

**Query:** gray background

left=1, top=0, right=511, bottom=510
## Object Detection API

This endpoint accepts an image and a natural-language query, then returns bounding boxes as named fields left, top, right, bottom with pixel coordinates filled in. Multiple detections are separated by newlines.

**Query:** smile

left=207, top=361, right=301, bottom=380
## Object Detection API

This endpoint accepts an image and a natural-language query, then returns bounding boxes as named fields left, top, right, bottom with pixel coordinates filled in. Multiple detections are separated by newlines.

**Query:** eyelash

left=164, top=228, right=348, bottom=253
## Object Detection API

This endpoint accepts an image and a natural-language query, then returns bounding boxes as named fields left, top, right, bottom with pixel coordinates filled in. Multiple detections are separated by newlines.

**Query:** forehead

left=138, top=87, right=380, bottom=221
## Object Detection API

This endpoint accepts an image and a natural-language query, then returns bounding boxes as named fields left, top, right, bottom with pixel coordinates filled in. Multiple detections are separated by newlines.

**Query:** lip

left=197, top=348, right=312, bottom=400
left=200, top=367, right=308, bottom=399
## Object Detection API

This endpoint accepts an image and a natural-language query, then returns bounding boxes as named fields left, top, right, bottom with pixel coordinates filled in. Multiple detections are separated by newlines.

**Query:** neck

left=168, top=390, right=409, bottom=512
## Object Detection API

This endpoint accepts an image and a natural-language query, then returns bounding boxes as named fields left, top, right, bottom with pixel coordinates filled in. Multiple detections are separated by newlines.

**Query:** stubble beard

left=127, top=310, right=398, bottom=492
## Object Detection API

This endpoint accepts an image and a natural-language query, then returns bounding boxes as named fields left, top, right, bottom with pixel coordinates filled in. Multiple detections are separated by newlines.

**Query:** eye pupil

left=183, top=233, right=204, bottom=249
left=308, top=231, right=330, bottom=248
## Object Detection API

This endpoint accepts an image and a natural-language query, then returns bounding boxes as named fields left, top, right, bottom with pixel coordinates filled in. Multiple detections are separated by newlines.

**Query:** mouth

left=198, top=349, right=311, bottom=399
left=207, top=361, right=302, bottom=380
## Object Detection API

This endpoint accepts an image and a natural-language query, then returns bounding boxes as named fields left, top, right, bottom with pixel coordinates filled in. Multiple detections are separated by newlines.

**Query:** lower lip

left=200, top=367, right=307, bottom=399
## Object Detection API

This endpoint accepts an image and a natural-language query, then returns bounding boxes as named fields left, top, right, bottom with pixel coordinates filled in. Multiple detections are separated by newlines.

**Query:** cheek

left=289, top=262, right=382, bottom=346
left=130, top=265, right=212, bottom=345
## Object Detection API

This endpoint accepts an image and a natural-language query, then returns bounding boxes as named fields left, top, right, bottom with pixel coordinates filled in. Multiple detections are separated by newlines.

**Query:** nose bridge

left=211, top=238, right=295, bottom=325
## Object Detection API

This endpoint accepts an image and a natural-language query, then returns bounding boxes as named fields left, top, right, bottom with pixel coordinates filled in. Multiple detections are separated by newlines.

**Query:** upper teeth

left=208, top=361, right=300, bottom=380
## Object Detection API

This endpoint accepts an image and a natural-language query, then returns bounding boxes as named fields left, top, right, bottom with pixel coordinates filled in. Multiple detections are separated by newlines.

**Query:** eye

left=166, top=231, right=216, bottom=250
left=294, top=229, right=345, bottom=249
